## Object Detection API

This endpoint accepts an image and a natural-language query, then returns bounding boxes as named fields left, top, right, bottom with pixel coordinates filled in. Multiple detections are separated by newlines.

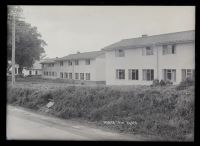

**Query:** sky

left=20, top=6, right=195, bottom=58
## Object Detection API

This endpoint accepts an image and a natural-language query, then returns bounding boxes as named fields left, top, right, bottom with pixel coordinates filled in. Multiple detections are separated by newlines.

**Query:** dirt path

left=7, top=105, right=153, bottom=141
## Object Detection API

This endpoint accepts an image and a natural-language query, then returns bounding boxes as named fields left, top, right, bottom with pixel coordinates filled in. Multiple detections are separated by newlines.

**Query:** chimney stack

left=142, top=34, right=148, bottom=37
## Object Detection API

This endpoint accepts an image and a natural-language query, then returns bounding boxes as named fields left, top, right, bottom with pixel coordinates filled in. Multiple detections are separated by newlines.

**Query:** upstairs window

left=142, top=47, right=153, bottom=55
left=163, top=44, right=176, bottom=55
left=60, top=61, right=63, bottom=66
left=115, top=49, right=125, bottom=57
left=75, top=60, right=79, bottom=65
left=85, top=59, right=90, bottom=65
left=68, top=61, right=72, bottom=66
left=116, top=69, right=125, bottom=80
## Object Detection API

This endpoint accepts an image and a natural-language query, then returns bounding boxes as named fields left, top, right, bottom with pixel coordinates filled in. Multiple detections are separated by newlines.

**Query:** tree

left=7, top=6, right=47, bottom=73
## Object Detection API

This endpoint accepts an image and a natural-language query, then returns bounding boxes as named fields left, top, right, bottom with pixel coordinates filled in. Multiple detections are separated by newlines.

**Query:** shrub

left=176, top=77, right=194, bottom=90
left=7, top=84, right=194, bottom=141
left=151, top=79, right=160, bottom=87
left=159, top=80, right=166, bottom=86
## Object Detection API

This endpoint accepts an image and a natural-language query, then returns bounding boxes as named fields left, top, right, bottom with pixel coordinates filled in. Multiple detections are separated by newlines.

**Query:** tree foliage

left=7, top=6, right=47, bottom=69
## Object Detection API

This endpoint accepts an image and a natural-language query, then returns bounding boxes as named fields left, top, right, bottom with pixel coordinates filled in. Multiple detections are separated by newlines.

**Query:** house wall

left=42, top=58, right=106, bottom=81
left=158, top=43, right=195, bottom=84
left=105, top=42, right=195, bottom=85
left=22, top=69, right=42, bottom=76
left=95, top=54, right=106, bottom=81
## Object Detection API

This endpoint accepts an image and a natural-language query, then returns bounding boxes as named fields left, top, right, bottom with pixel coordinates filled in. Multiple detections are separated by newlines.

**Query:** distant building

left=7, top=60, right=19, bottom=75
left=22, top=61, right=42, bottom=76
left=40, top=51, right=106, bottom=83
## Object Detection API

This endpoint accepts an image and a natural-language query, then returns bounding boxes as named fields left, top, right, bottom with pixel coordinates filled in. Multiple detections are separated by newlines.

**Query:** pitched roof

left=40, top=58, right=58, bottom=64
left=102, top=30, right=195, bottom=51
left=57, top=51, right=104, bottom=61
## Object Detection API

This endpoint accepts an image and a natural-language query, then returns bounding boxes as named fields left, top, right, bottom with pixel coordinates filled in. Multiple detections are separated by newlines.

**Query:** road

left=6, top=105, right=153, bottom=141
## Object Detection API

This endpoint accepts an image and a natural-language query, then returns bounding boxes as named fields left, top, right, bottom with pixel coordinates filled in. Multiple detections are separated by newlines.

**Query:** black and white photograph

left=6, top=5, right=195, bottom=141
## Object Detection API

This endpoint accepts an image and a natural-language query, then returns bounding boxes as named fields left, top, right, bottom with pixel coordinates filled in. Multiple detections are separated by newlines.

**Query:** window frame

left=85, top=59, right=90, bottom=65
left=128, top=69, right=139, bottom=80
left=142, top=69, right=154, bottom=81
left=116, top=69, right=125, bottom=80
left=80, top=73, right=84, bottom=80
left=86, top=73, right=90, bottom=80
left=115, top=49, right=125, bottom=57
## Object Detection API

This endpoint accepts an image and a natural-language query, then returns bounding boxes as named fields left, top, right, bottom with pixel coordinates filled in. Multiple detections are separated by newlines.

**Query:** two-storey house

left=40, top=51, right=106, bottom=83
left=102, top=30, right=195, bottom=85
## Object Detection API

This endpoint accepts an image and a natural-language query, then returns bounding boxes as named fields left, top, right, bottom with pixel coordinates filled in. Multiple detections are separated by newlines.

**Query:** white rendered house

left=40, top=51, right=106, bottom=83
left=102, top=30, right=195, bottom=85
left=22, top=61, right=42, bottom=76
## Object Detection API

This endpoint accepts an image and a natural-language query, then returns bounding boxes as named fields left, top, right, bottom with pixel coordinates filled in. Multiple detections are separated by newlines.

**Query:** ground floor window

left=64, top=72, right=68, bottom=79
left=142, top=69, right=154, bottom=81
left=15, top=68, right=17, bottom=74
left=80, top=73, right=84, bottom=80
left=35, top=70, right=38, bottom=75
left=75, top=73, right=79, bottom=80
left=86, top=73, right=90, bottom=80
left=46, top=72, right=48, bottom=76
left=69, top=73, right=72, bottom=79
left=60, top=72, right=63, bottom=78
left=116, top=69, right=125, bottom=79
left=182, top=69, right=194, bottom=81
left=163, top=69, right=176, bottom=82
left=128, top=69, right=139, bottom=80
left=29, top=70, right=32, bottom=75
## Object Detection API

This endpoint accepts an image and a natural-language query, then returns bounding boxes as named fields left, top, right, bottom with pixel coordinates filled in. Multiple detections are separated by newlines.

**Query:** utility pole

left=11, top=14, right=16, bottom=86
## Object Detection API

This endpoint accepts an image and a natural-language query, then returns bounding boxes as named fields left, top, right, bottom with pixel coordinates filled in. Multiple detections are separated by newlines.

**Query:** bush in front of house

left=176, top=77, right=195, bottom=90
left=7, top=84, right=194, bottom=141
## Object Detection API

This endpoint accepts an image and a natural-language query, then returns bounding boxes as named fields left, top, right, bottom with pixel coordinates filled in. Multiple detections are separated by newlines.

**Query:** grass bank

left=7, top=82, right=194, bottom=141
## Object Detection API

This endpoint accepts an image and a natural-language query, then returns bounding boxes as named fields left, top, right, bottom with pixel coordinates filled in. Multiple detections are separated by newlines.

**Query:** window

left=182, top=69, right=194, bottom=81
left=145, top=47, right=153, bottom=55
left=68, top=61, right=72, bottom=66
left=29, top=70, right=32, bottom=75
left=85, top=59, right=90, bottom=65
left=35, top=70, right=38, bottom=75
left=64, top=72, right=68, bottom=79
left=163, top=69, right=176, bottom=82
left=60, top=72, right=63, bottom=78
left=75, top=60, right=79, bottom=65
left=69, top=73, right=72, bottom=79
left=60, top=61, right=63, bottom=66
left=86, top=73, right=90, bottom=80
left=15, top=68, right=17, bottom=74
left=52, top=72, right=54, bottom=76
left=75, top=73, right=79, bottom=80
left=80, top=73, right=84, bottom=80
left=163, top=44, right=176, bottom=55
left=116, top=69, right=125, bottom=80
left=115, top=49, right=125, bottom=57
left=143, top=69, right=154, bottom=81
left=128, top=69, right=139, bottom=80
left=46, top=72, right=48, bottom=76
